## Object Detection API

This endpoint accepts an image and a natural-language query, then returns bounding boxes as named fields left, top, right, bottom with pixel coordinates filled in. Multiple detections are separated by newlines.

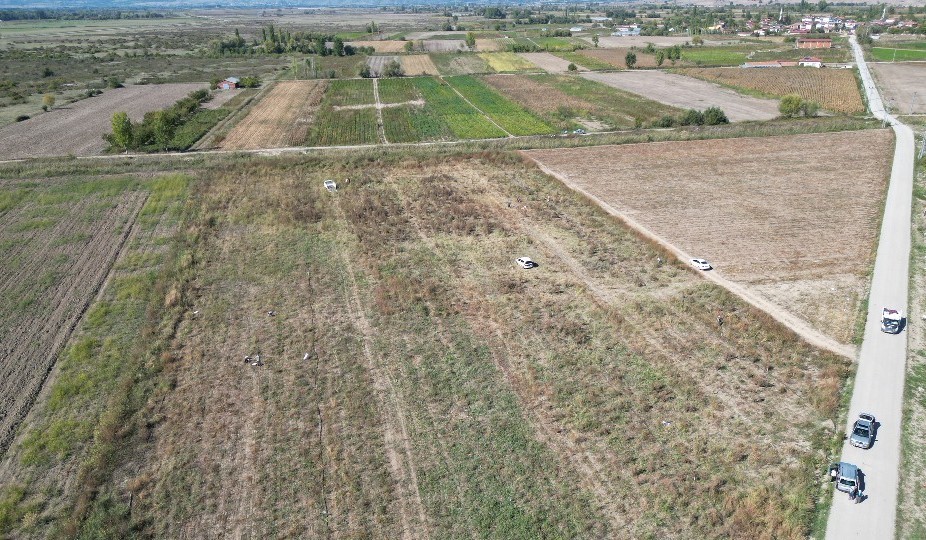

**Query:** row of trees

left=651, top=107, right=730, bottom=127
left=210, top=26, right=373, bottom=57
left=107, top=89, right=209, bottom=152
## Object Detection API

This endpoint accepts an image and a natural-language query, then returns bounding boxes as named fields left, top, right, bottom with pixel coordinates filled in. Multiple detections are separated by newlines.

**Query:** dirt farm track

left=0, top=83, right=206, bottom=160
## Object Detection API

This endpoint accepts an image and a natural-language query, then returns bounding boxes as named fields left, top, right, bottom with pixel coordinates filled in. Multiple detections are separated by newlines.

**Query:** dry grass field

left=0, top=83, right=206, bottom=159
left=579, top=47, right=659, bottom=69
left=525, top=129, right=893, bottom=343
left=475, top=38, right=502, bottom=52
left=367, top=55, right=401, bottom=76
left=347, top=40, right=407, bottom=53
left=219, top=81, right=328, bottom=150
left=679, top=67, right=865, bottom=114
left=870, top=62, right=926, bottom=114
left=400, top=55, right=439, bottom=76
left=423, top=40, right=467, bottom=53
left=478, top=52, right=540, bottom=72
left=518, top=52, right=588, bottom=72
left=0, top=177, right=147, bottom=455
left=582, top=71, right=780, bottom=122
left=484, top=74, right=595, bottom=114
left=0, top=150, right=852, bottom=539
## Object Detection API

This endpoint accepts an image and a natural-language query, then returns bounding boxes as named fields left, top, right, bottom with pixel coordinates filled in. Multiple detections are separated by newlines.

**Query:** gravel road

left=824, top=35, right=915, bottom=540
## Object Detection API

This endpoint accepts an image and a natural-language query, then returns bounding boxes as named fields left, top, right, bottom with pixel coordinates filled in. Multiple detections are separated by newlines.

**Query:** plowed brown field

left=679, top=67, right=865, bottom=114
left=526, top=129, right=893, bottom=343
left=0, top=83, right=206, bottom=159
left=0, top=180, right=147, bottom=454
left=219, top=80, right=328, bottom=150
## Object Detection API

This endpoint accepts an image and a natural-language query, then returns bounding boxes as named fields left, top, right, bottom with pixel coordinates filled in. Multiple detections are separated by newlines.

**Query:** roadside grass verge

left=446, top=75, right=554, bottom=136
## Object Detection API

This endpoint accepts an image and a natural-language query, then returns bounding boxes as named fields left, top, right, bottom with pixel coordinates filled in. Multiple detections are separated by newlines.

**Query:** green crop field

left=307, top=107, right=379, bottom=146
left=382, top=105, right=452, bottom=142
left=324, top=79, right=376, bottom=107
left=411, top=77, right=506, bottom=139
left=478, top=52, right=540, bottom=72
left=430, top=53, right=495, bottom=76
left=532, top=36, right=577, bottom=51
left=871, top=47, right=926, bottom=61
left=552, top=50, right=615, bottom=71
left=446, top=76, right=554, bottom=136
left=378, top=78, right=421, bottom=104
left=681, top=46, right=752, bottom=66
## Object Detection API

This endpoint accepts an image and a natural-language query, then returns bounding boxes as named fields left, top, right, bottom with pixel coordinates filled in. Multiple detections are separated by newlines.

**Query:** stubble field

left=679, top=67, right=865, bottom=114
left=525, top=129, right=893, bottom=344
left=219, top=80, right=328, bottom=150
left=870, top=62, right=926, bottom=114
left=0, top=83, right=206, bottom=159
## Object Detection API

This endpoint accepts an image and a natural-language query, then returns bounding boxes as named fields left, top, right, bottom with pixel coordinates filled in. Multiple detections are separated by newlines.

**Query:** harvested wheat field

left=579, top=47, right=658, bottom=69
left=679, top=67, right=865, bottom=114
left=348, top=40, right=407, bottom=53
left=219, top=80, right=327, bottom=150
left=400, top=55, right=439, bottom=76
left=582, top=71, right=780, bottom=121
left=0, top=83, right=205, bottom=159
left=0, top=151, right=855, bottom=539
left=366, top=55, right=400, bottom=76
left=526, top=129, right=893, bottom=344
left=475, top=38, right=502, bottom=52
left=423, top=39, right=467, bottom=52
left=519, top=52, right=587, bottom=72
left=483, top=74, right=594, bottom=113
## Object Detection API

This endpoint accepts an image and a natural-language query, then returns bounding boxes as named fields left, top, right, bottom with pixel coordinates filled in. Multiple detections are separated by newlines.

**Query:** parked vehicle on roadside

left=881, top=308, right=902, bottom=334
left=849, top=413, right=877, bottom=449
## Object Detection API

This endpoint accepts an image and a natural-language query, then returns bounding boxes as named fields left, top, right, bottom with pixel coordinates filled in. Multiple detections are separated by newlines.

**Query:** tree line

left=210, top=25, right=374, bottom=57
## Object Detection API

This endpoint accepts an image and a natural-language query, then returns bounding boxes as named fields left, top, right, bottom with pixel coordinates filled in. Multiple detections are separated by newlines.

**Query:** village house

left=798, top=56, right=824, bottom=68
left=217, top=77, right=240, bottom=90
left=797, top=38, right=832, bottom=49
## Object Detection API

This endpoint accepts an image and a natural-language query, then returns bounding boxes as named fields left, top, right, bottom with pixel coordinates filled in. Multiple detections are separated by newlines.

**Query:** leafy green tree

left=655, top=50, right=666, bottom=66
left=111, top=111, right=133, bottom=151
left=567, top=63, right=578, bottom=71
left=240, top=76, right=261, bottom=88
left=592, top=34, right=599, bottom=47
left=465, top=32, right=476, bottom=49
left=333, top=37, right=344, bottom=57
left=625, top=51, right=637, bottom=69
left=404, top=41, right=413, bottom=53
left=779, top=94, right=803, bottom=117
left=151, top=111, right=173, bottom=151
left=382, top=60, right=405, bottom=77
left=680, top=109, right=704, bottom=125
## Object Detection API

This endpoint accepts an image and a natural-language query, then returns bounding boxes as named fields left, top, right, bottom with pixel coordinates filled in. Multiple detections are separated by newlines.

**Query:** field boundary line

left=522, top=153, right=857, bottom=360
left=372, top=78, right=388, bottom=144
left=331, top=198, right=429, bottom=540
left=440, top=76, right=513, bottom=138
left=0, top=191, right=150, bottom=457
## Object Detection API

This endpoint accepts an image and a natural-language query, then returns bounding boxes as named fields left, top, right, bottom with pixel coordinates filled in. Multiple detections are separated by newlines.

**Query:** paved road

left=825, top=35, right=915, bottom=540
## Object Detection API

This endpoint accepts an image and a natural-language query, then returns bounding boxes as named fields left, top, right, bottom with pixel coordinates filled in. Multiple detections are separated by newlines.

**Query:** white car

left=690, top=258, right=712, bottom=271
left=516, top=257, right=536, bottom=269
left=323, top=179, right=337, bottom=192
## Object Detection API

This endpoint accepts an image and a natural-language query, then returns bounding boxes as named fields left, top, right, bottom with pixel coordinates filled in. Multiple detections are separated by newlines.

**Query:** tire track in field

left=372, top=79, right=388, bottom=145
left=440, top=76, right=513, bottom=138
left=387, top=176, right=621, bottom=535
left=331, top=197, right=429, bottom=540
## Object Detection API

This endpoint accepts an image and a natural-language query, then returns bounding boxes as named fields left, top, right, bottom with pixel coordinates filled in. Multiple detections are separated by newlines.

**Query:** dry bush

left=413, top=175, right=501, bottom=236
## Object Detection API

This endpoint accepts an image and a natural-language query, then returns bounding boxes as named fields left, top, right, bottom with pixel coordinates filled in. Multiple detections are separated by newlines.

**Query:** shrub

left=679, top=109, right=704, bottom=126
left=651, top=115, right=675, bottom=128
left=702, top=106, right=729, bottom=125
left=801, top=100, right=820, bottom=117
left=567, top=63, right=578, bottom=71
left=779, top=94, right=803, bottom=117
left=15, top=115, right=29, bottom=122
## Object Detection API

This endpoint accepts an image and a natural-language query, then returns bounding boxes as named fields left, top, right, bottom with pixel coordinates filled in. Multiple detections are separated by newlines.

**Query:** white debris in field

left=303, top=353, right=310, bottom=361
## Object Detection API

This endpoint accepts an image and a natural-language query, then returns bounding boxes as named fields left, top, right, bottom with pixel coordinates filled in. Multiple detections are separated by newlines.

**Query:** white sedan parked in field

left=516, top=257, right=536, bottom=269
left=323, top=179, right=337, bottom=192
left=690, top=258, right=712, bottom=271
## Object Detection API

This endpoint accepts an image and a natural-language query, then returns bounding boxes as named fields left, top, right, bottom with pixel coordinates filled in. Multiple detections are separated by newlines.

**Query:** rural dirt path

left=440, top=77, right=513, bottom=138
left=332, top=198, right=429, bottom=540
left=523, top=155, right=857, bottom=360
left=372, top=78, right=388, bottom=144
left=824, top=35, right=915, bottom=540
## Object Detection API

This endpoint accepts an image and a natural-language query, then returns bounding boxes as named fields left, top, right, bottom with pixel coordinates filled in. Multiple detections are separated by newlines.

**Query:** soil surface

left=870, top=62, right=926, bottom=114
left=581, top=70, right=780, bottom=121
left=0, top=83, right=206, bottom=159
